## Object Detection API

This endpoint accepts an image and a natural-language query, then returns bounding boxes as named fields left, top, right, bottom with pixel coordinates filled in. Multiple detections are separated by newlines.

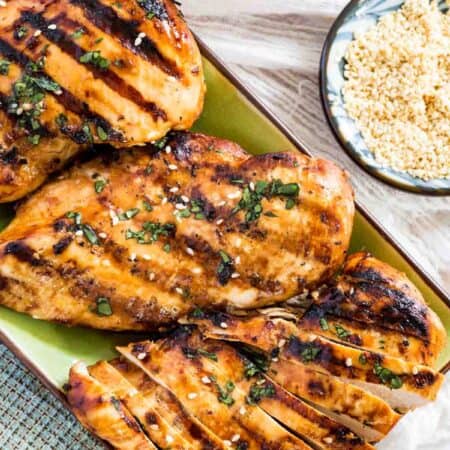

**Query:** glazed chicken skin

left=0, top=131, right=354, bottom=330
left=0, top=0, right=205, bottom=201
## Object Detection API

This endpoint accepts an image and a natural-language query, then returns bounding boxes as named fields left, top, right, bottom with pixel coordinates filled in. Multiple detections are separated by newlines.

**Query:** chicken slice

left=88, top=359, right=226, bottom=449
left=117, top=331, right=314, bottom=450
left=0, top=0, right=204, bottom=201
left=298, top=253, right=446, bottom=366
left=67, top=361, right=156, bottom=450
left=0, top=131, right=354, bottom=329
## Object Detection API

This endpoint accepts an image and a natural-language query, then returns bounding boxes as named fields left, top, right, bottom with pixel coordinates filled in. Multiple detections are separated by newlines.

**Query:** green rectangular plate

left=0, top=39, right=449, bottom=404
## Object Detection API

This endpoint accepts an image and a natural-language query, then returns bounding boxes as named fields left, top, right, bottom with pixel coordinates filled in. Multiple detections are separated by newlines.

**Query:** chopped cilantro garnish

left=118, top=208, right=140, bottom=221
left=126, top=221, right=175, bottom=245
left=373, top=363, right=403, bottom=389
left=27, top=134, right=40, bottom=145
left=244, top=360, right=262, bottom=379
left=94, top=178, right=107, bottom=193
left=231, top=179, right=300, bottom=223
left=79, top=50, right=110, bottom=70
left=217, top=250, right=234, bottom=285
left=95, top=296, right=113, bottom=316
left=335, top=324, right=350, bottom=340
left=300, top=343, right=321, bottom=362
left=359, top=353, right=367, bottom=365
left=163, top=243, right=171, bottom=253
left=66, top=211, right=82, bottom=225
left=143, top=200, right=153, bottom=211
left=319, top=317, right=329, bottom=331
left=216, top=380, right=235, bottom=406
left=153, top=136, right=168, bottom=149
left=71, top=28, right=85, bottom=39
left=246, top=380, right=275, bottom=404
left=0, top=59, right=11, bottom=75
left=15, top=26, right=28, bottom=40
left=97, top=126, right=108, bottom=141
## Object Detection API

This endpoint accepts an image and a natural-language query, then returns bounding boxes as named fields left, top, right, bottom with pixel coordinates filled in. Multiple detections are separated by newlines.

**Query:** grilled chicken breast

left=0, top=131, right=354, bottom=329
left=0, top=0, right=204, bottom=201
left=299, top=253, right=447, bottom=366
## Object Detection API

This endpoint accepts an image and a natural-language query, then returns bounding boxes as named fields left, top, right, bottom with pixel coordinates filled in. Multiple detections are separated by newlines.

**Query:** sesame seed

left=345, top=357, right=353, bottom=367
left=181, top=195, right=189, bottom=203
left=231, top=272, right=240, bottom=279
left=192, top=267, right=202, bottom=274
left=175, top=203, right=186, bottom=210
left=98, top=232, right=107, bottom=239
left=102, top=259, right=111, bottom=267
left=148, top=272, right=156, bottom=281
left=75, top=230, right=83, bottom=236
left=249, top=181, right=255, bottom=191
left=187, top=392, right=198, bottom=399
left=165, top=145, right=171, bottom=154
left=216, top=218, right=224, bottom=225
left=235, top=256, right=241, bottom=264
left=186, top=247, right=194, bottom=256
left=323, top=437, right=333, bottom=444
left=137, top=32, right=146, bottom=39
left=220, top=322, right=228, bottom=329
left=412, top=366, right=419, bottom=375
left=137, top=352, right=146, bottom=360
left=111, top=216, right=119, bottom=226
left=166, top=435, right=174, bottom=444
left=129, top=253, right=137, bottom=262
left=161, top=197, right=168, bottom=205
left=134, top=37, right=142, bottom=46
left=235, top=237, right=242, bottom=247
left=278, top=338, right=286, bottom=348
left=227, top=191, right=240, bottom=199
left=231, top=434, right=240, bottom=442
left=33, top=29, right=42, bottom=37
left=272, top=357, right=279, bottom=362
left=217, top=200, right=226, bottom=207
left=223, top=440, right=232, bottom=447
left=169, top=186, right=179, bottom=193
left=150, top=424, right=159, bottom=431
left=54, top=89, right=63, bottom=96
left=239, top=406, right=246, bottom=415
left=175, top=287, right=184, bottom=295
left=16, top=107, right=23, bottom=115
left=168, top=164, right=178, bottom=171
left=48, top=24, right=57, bottom=30
left=142, top=254, right=151, bottom=261
left=201, top=376, right=211, bottom=384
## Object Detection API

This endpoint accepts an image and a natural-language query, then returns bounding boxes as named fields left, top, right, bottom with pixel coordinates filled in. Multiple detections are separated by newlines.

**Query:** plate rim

left=0, top=33, right=449, bottom=439
left=319, top=0, right=450, bottom=195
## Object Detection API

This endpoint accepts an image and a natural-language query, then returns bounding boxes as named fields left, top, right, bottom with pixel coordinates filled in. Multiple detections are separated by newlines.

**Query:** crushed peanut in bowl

left=342, top=0, right=450, bottom=181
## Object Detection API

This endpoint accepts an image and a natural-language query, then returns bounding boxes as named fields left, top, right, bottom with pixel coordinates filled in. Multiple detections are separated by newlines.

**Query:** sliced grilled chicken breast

left=299, top=253, right=446, bottom=367
left=118, top=332, right=314, bottom=450
left=191, top=313, right=444, bottom=409
left=0, top=0, right=204, bottom=201
left=89, top=359, right=226, bottom=449
left=67, top=361, right=157, bottom=450
left=0, top=132, right=354, bottom=329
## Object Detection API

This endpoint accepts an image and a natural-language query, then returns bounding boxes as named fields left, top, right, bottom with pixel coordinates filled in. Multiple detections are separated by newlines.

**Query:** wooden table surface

left=184, top=0, right=450, bottom=295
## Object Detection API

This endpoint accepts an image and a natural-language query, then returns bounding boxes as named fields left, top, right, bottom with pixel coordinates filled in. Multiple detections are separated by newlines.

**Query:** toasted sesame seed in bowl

left=320, top=0, right=450, bottom=194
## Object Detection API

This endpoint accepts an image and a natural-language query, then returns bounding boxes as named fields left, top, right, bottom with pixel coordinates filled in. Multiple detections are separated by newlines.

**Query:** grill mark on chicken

left=17, top=11, right=168, bottom=121
left=69, top=0, right=179, bottom=77
left=0, top=37, right=123, bottom=144
left=316, top=285, right=430, bottom=341
left=4, top=240, right=42, bottom=266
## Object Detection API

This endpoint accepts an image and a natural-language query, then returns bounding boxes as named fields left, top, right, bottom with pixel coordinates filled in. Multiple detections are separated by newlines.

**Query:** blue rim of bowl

left=319, top=0, right=450, bottom=196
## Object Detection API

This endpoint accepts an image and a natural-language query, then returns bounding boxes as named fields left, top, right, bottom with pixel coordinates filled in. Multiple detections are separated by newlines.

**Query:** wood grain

left=184, top=0, right=450, bottom=295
